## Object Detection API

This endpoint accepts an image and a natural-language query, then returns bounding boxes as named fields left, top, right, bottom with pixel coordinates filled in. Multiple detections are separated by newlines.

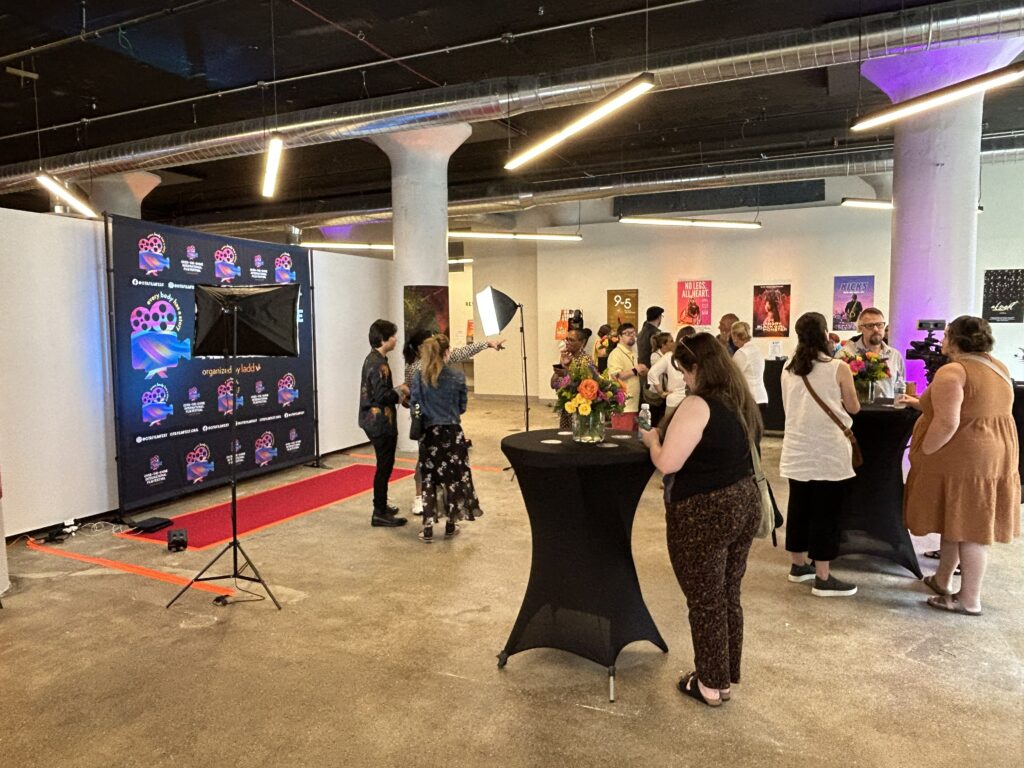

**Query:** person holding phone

left=551, top=328, right=594, bottom=429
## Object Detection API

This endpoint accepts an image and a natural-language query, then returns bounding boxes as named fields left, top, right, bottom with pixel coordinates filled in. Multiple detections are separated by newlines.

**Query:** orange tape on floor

left=26, top=539, right=234, bottom=597
left=343, top=452, right=502, bottom=472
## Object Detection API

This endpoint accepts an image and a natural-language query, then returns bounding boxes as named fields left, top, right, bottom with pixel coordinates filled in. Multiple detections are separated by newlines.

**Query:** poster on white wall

left=753, top=283, right=791, bottom=337
left=676, top=280, right=712, bottom=326
left=983, top=270, right=1024, bottom=323
left=832, top=275, right=874, bottom=331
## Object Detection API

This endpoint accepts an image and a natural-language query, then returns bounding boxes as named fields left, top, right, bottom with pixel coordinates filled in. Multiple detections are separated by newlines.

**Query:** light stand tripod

left=167, top=284, right=299, bottom=609
left=517, top=303, right=530, bottom=431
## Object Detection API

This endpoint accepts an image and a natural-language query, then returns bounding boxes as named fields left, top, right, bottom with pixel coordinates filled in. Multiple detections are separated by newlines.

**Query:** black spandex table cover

left=762, top=358, right=787, bottom=431
left=499, top=429, right=668, bottom=677
left=837, top=404, right=922, bottom=577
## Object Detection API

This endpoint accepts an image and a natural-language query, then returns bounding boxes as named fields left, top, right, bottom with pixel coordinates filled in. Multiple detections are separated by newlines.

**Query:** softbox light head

left=476, top=285, right=519, bottom=336
left=194, top=284, right=300, bottom=357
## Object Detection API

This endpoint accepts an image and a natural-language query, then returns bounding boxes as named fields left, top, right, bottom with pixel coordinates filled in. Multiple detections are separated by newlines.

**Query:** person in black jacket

left=359, top=319, right=409, bottom=528
left=637, top=305, right=665, bottom=369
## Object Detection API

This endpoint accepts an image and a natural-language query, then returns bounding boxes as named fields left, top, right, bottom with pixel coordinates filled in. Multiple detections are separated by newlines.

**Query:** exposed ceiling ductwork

left=1, top=0, right=1023, bottom=195
left=177, top=131, right=1024, bottom=234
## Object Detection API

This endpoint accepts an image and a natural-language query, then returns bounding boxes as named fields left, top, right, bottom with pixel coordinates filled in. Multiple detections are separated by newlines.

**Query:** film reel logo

left=275, top=253, right=296, bottom=284
left=138, top=233, right=168, bottom=275
left=214, top=244, right=241, bottom=283
left=186, top=244, right=198, bottom=261
left=186, top=443, right=214, bottom=484
left=217, top=378, right=244, bottom=415
left=277, top=373, right=298, bottom=406
left=254, top=254, right=265, bottom=269
left=141, top=384, right=173, bottom=426
left=129, top=297, right=191, bottom=379
left=254, top=432, right=278, bottom=467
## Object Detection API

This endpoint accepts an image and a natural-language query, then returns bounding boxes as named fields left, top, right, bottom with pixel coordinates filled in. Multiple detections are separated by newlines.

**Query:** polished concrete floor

left=1, top=396, right=1022, bottom=768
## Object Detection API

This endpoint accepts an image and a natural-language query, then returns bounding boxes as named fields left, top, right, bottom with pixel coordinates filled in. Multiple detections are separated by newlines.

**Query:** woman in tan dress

left=902, top=316, right=1020, bottom=615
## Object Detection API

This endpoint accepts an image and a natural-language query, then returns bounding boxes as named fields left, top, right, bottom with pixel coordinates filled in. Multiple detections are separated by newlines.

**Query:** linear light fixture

left=261, top=134, right=284, bottom=197
left=448, top=230, right=582, bottom=242
left=504, top=72, right=656, bottom=170
left=35, top=172, right=99, bottom=218
left=852, top=61, right=1024, bottom=132
left=619, top=216, right=762, bottom=230
left=448, top=258, right=474, bottom=264
left=841, top=197, right=894, bottom=210
left=299, top=241, right=394, bottom=251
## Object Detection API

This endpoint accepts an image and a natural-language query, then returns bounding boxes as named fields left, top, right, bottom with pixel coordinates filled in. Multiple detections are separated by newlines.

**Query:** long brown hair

left=673, top=332, right=762, bottom=440
left=787, top=312, right=831, bottom=377
left=419, top=334, right=450, bottom=387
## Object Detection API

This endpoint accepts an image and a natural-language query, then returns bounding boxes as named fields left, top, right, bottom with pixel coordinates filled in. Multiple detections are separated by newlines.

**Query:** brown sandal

left=922, top=575, right=951, bottom=596
left=926, top=595, right=981, bottom=616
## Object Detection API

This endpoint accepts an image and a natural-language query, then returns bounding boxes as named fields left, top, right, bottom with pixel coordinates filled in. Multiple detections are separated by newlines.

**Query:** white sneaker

left=411, top=497, right=424, bottom=516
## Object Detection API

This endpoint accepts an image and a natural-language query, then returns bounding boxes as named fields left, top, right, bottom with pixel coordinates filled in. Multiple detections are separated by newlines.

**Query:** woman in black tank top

left=641, top=333, right=763, bottom=707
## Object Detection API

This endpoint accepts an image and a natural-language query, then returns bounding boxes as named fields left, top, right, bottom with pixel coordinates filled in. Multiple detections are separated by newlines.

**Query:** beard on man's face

left=865, top=330, right=883, bottom=346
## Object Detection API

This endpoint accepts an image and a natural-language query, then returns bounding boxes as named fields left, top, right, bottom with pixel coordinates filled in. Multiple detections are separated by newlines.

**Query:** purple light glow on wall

left=862, top=40, right=1024, bottom=101
left=318, top=225, right=355, bottom=239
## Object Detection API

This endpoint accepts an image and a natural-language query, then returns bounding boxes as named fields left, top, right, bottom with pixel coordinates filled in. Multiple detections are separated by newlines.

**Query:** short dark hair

left=857, top=307, right=884, bottom=322
left=369, top=319, right=398, bottom=349
left=597, top=324, right=612, bottom=337
left=646, top=305, right=665, bottom=322
left=617, top=322, right=636, bottom=335
left=566, top=327, right=586, bottom=342
left=402, top=328, right=432, bottom=365
left=947, top=315, right=995, bottom=353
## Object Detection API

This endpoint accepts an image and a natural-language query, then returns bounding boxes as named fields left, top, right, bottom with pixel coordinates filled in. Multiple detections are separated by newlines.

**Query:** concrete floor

left=1, top=396, right=1022, bottom=768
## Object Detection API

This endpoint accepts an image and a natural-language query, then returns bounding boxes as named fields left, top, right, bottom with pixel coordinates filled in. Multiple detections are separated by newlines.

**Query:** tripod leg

left=166, top=542, right=233, bottom=608
left=235, top=541, right=282, bottom=610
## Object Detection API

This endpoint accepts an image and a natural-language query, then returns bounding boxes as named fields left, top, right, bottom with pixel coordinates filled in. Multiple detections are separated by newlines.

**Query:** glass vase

left=572, top=410, right=606, bottom=444
left=855, top=379, right=876, bottom=404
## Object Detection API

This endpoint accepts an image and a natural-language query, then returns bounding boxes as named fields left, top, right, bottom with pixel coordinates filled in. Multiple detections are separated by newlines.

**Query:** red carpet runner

left=118, top=464, right=414, bottom=550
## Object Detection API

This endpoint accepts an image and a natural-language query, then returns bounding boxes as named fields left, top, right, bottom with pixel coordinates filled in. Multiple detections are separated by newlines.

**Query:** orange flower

left=578, top=378, right=600, bottom=401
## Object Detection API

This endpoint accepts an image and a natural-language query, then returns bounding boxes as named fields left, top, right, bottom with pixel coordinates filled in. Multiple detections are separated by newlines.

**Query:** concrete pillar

left=371, top=123, right=472, bottom=450
left=861, top=40, right=1024, bottom=388
left=0, top=492, right=8, bottom=599
left=84, top=171, right=162, bottom=217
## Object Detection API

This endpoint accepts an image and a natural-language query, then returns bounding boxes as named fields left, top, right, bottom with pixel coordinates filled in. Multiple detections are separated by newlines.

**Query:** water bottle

left=638, top=403, right=652, bottom=434
left=893, top=379, right=907, bottom=409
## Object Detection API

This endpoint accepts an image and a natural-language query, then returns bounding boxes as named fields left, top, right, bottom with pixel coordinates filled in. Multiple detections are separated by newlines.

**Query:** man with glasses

left=841, top=307, right=906, bottom=399
left=607, top=323, right=648, bottom=430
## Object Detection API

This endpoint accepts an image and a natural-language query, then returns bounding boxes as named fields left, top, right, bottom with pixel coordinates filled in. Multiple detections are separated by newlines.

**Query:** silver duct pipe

left=1, top=0, right=1023, bottom=193
left=190, top=131, right=1024, bottom=233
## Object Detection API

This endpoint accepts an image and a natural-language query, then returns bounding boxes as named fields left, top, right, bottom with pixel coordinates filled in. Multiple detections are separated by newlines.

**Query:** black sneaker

left=419, top=525, right=434, bottom=543
left=788, top=562, right=816, bottom=583
left=371, top=510, right=408, bottom=527
left=445, top=520, right=460, bottom=538
left=811, top=575, right=857, bottom=597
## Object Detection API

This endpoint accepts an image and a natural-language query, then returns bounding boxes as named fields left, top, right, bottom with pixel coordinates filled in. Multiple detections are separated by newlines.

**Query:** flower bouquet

left=841, top=349, right=891, bottom=403
left=552, top=359, right=626, bottom=442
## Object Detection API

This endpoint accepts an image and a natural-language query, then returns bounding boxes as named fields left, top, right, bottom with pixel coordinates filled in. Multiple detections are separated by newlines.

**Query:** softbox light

left=194, top=284, right=300, bottom=357
left=476, top=285, right=519, bottom=336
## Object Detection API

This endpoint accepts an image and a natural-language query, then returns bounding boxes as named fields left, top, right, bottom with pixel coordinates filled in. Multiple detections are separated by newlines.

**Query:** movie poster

left=607, top=289, right=639, bottom=329
left=676, top=280, right=712, bottom=326
left=752, top=283, right=791, bottom=337
left=983, top=269, right=1024, bottom=323
left=403, top=285, right=450, bottom=338
left=832, top=275, right=874, bottom=331
left=108, top=215, right=317, bottom=511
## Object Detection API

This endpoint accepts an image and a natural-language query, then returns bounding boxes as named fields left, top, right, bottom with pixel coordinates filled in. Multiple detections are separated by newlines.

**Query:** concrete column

left=371, top=123, right=472, bottom=450
left=0, top=494, right=8, bottom=598
left=862, top=41, right=1024, bottom=388
left=84, top=171, right=161, bottom=217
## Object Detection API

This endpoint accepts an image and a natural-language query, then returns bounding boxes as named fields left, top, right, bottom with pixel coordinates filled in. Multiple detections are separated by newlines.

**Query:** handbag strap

left=801, top=373, right=854, bottom=439
left=748, top=436, right=766, bottom=482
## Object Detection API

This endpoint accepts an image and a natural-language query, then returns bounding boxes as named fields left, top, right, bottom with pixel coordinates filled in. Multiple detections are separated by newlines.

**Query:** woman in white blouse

left=648, top=327, right=695, bottom=416
left=730, top=322, right=768, bottom=413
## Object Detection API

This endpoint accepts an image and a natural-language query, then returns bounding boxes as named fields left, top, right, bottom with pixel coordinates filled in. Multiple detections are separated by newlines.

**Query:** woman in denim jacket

left=411, top=334, right=480, bottom=543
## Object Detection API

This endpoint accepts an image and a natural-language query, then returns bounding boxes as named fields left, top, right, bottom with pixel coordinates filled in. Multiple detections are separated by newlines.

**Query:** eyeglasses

left=859, top=321, right=885, bottom=330
left=619, top=330, right=636, bottom=337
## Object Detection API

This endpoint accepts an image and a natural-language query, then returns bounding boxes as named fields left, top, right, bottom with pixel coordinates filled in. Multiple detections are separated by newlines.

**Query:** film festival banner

left=983, top=269, right=1024, bottom=323
left=832, top=275, right=874, bottom=331
left=753, top=283, right=792, bottom=337
left=676, top=280, right=712, bottom=326
left=108, top=215, right=317, bottom=511
left=607, top=289, right=639, bottom=329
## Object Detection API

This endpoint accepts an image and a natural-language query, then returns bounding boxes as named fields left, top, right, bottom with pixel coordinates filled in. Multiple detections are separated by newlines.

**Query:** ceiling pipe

left=178, top=131, right=1024, bottom=234
left=1, top=0, right=1023, bottom=193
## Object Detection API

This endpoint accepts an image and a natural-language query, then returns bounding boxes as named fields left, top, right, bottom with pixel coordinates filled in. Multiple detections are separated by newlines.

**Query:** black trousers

left=785, top=479, right=849, bottom=561
left=369, top=433, right=397, bottom=512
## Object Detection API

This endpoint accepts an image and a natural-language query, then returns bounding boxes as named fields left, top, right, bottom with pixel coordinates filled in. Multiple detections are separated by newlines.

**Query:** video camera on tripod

left=906, top=319, right=949, bottom=384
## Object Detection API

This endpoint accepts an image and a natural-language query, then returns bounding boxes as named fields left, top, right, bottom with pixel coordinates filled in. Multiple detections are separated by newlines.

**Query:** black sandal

left=677, top=671, right=722, bottom=708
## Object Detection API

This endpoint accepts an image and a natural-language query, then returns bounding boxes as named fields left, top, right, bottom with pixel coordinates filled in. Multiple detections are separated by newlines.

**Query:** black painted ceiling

left=1, top=1, right=1022, bottom=226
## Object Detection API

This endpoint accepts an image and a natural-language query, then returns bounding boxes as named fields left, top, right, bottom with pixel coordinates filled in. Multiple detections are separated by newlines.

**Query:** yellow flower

left=565, top=400, right=578, bottom=414
left=578, top=401, right=592, bottom=416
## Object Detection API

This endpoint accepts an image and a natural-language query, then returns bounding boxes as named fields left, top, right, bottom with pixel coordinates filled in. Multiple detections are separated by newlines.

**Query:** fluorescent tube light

left=841, top=197, right=894, bottom=210
left=448, top=231, right=582, bottom=242
left=35, top=173, right=99, bottom=218
left=261, top=135, right=284, bottom=197
left=299, top=241, right=394, bottom=251
left=447, top=258, right=474, bottom=264
left=851, top=62, right=1024, bottom=132
left=619, top=216, right=762, bottom=230
left=504, top=73, right=656, bottom=170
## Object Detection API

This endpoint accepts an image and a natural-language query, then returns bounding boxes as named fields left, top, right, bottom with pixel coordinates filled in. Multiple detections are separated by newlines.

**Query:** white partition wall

left=311, top=249, right=392, bottom=455
left=0, top=209, right=117, bottom=535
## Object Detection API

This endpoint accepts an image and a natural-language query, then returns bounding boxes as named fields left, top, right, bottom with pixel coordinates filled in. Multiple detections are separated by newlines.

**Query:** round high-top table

left=499, top=428, right=668, bottom=701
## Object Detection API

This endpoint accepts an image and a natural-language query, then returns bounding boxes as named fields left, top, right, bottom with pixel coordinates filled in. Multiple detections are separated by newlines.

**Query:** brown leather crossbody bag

left=801, top=375, right=864, bottom=469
